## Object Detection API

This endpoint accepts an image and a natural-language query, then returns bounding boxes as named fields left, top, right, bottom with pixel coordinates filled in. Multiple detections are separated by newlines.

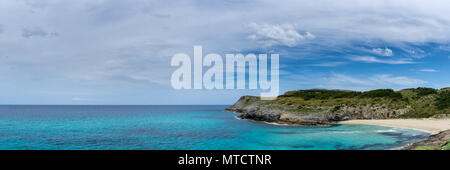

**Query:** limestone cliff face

left=226, top=96, right=411, bottom=126
left=227, top=88, right=450, bottom=126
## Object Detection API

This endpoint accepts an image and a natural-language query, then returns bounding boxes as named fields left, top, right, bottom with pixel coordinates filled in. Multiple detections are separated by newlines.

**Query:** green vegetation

left=359, top=89, right=403, bottom=99
left=272, top=87, right=450, bottom=118
left=436, top=90, right=450, bottom=110
left=280, top=89, right=361, bottom=100
left=280, top=89, right=403, bottom=100
left=414, top=146, right=442, bottom=150
left=413, top=141, right=450, bottom=150
left=413, top=87, right=437, bottom=96
left=397, top=87, right=450, bottom=118
left=442, top=141, right=450, bottom=150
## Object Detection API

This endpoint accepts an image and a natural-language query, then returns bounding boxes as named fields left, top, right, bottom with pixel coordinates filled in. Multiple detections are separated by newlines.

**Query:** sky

left=0, top=0, right=449, bottom=105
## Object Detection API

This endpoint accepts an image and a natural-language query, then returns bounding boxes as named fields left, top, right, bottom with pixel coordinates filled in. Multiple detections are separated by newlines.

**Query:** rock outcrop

left=226, top=88, right=450, bottom=126
left=226, top=96, right=410, bottom=126
left=402, top=130, right=450, bottom=150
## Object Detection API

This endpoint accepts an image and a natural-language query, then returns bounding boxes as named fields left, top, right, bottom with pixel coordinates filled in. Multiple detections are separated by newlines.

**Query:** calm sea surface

left=0, top=105, right=429, bottom=150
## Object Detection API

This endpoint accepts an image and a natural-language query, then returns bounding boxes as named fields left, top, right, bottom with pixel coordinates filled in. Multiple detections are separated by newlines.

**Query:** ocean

left=0, top=105, right=429, bottom=150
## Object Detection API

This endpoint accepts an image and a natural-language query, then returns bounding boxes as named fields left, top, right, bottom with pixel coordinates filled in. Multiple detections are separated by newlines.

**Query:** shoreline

left=338, top=119, right=450, bottom=134
left=234, top=116, right=291, bottom=126
left=233, top=114, right=334, bottom=127
left=234, top=115, right=326, bottom=126
left=231, top=110, right=450, bottom=134
left=232, top=112, right=450, bottom=149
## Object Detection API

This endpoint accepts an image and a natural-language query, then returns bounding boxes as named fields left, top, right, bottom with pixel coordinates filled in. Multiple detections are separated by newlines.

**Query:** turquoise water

left=0, top=105, right=429, bottom=150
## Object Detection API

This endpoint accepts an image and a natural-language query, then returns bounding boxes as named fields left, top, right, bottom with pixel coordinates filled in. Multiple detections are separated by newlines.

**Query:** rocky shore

left=402, top=130, right=450, bottom=150
left=226, top=95, right=410, bottom=126
left=226, top=96, right=336, bottom=126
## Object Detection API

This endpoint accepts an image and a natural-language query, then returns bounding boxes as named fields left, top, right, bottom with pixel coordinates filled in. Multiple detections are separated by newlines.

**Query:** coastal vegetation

left=227, top=87, right=450, bottom=126
left=414, top=142, right=450, bottom=150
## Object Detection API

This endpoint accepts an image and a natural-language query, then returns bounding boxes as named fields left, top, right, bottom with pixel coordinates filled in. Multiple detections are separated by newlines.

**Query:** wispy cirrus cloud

left=419, top=69, right=438, bottom=72
left=321, top=73, right=427, bottom=90
left=310, top=61, right=347, bottom=67
left=350, top=56, right=415, bottom=64
left=328, top=74, right=372, bottom=85
left=370, top=74, right=427, bottom=86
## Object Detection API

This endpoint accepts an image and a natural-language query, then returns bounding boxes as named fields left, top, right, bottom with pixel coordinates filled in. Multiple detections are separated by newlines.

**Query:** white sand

left=339, top=119, right=450, bottom=134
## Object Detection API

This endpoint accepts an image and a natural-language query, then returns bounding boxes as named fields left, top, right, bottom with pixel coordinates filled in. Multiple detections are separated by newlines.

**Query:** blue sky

left=0, top=0, right=449, bottom=105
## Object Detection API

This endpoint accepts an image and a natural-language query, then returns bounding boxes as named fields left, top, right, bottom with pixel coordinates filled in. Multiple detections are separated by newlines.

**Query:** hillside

left=226, top=87, right=450, bottom=126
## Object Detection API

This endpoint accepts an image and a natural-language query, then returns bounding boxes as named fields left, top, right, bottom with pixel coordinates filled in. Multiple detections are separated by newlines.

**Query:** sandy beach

left=339, top=119, right=450, bottom=134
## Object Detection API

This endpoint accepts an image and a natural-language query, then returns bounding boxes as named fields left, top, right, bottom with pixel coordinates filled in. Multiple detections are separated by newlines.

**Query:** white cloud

left=370, top=74, right=427, bottom=86
left=350, top=56, right=415, bottom=64
left=372, top=47, right=393, bottom=56
left=304, top=32, right=316, bottom=39
left=0, top=0, right=448, bottom=104
left=311, top=61, right=347, bottom=67
left=320, top=73, right=427, bottom=90
left=420, top=69, right=438, bottom=72
left=247, top=23, right=314, bottom=47
left=329, top=74, right=372, bottom=85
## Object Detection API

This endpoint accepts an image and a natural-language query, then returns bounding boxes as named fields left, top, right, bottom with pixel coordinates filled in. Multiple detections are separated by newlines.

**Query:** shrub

left=436, top=91, right=450, bottom=110
left=413, top=87, right=437, bottom=96
left=280, top=89, right=362, bottom=100
left=442, top=142, right=450, bottom=150
left=360, top=89, right=403, bottom=99
left=280, top=89, right=404, bottom=100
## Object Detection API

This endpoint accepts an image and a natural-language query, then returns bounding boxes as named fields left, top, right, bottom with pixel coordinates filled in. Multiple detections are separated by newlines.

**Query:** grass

left=414, top=146, right=442, bottom=150
left=414, top=141, right=450, bottom=150
left=398, top=88, right=450, bottom=118
left=442, top=141, right=450, bottom=150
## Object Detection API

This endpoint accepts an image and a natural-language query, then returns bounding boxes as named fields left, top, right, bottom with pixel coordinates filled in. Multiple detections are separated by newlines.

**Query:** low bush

left=360, top=89, right=403, bottom=99
left=435, top=91, right=450, bottom=110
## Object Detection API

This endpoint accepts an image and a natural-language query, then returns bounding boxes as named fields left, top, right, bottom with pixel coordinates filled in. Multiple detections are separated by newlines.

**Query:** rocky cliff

left=226, top=88, right=450, bottom=126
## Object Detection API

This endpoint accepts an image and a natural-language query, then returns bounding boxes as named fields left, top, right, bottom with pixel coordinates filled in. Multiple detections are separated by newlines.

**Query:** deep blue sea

left=0, top=105, right=429, bottom=150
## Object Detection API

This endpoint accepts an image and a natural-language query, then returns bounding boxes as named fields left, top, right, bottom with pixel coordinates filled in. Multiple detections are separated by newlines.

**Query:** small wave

left=375, top=129, right=398, bottom=133
left=263, top=122, right=291, bottom=126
